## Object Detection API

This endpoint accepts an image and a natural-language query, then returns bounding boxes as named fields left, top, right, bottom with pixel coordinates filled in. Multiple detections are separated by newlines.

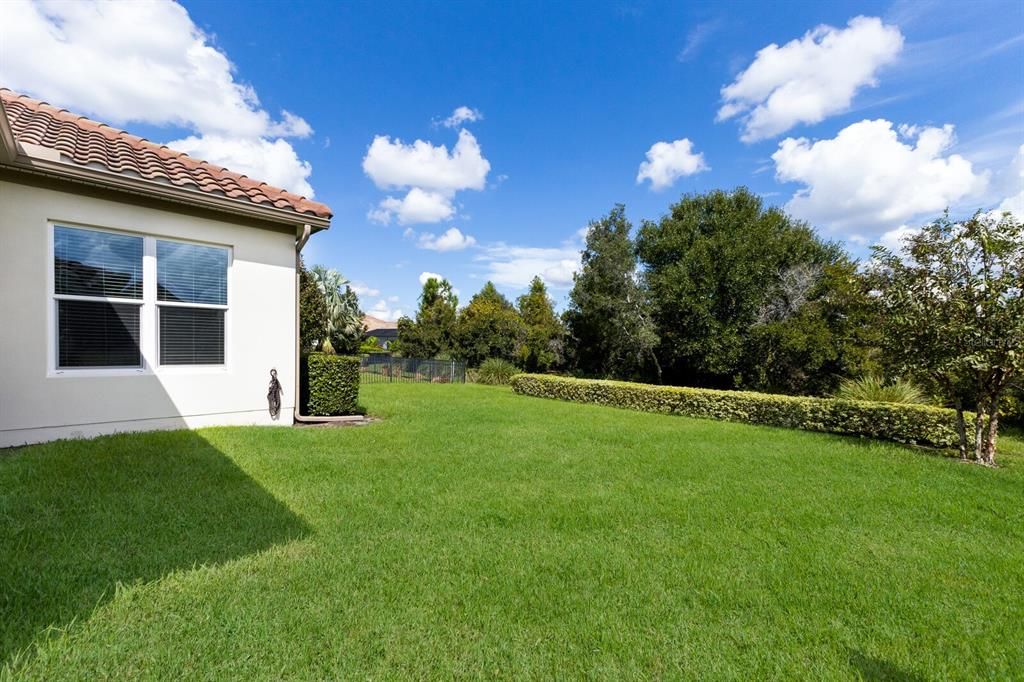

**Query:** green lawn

left=2, top=384, right=1023, bottom=679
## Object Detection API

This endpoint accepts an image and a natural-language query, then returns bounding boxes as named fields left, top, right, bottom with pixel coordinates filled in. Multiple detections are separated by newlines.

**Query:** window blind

left=159, top=307, right=225, bottom=365
left=156, top=241, right=228, bottom=305
left=54, top=226, right=143, bottom=299
left=57, top=300, right=141, bottom=368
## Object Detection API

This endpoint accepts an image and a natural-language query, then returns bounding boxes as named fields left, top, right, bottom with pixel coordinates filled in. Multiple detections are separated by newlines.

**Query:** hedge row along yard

left=512, top=374, right=969, bottom=448
left=2, top=383, right=1022, bottom=679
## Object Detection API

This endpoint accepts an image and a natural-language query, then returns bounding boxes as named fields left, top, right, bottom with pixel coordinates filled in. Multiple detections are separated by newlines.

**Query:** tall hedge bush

left=511, top=374, right=966, bottom=448
left=302, top=353, right=360, bottom=416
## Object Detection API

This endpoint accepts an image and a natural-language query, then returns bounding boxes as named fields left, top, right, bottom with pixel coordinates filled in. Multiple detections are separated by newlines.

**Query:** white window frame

left=154, top=235, right=231, bottom=371
left=46, top=221, right=232, bottom=378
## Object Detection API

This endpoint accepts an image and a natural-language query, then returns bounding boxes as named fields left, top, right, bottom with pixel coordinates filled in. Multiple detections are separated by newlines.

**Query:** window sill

left=48, top=367, right=149, bottom=379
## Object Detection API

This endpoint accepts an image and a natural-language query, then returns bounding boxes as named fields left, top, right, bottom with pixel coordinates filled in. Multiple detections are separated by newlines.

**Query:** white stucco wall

left=0, top=179, right=298, bottom=447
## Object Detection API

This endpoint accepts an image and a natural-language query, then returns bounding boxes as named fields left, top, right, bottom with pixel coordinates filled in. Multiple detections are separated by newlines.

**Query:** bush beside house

left=302, top=353, right=360, bottom=416
left=511, top=374, right=965, bottom=448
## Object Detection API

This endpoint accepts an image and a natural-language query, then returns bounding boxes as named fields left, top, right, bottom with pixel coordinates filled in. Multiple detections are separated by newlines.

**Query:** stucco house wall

left=0, top=178, right=298, bottom=447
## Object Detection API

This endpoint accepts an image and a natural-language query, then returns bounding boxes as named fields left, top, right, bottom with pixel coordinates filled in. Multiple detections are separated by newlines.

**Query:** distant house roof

left=363, top=314, right=398, bottom=333
left=0, top=88, right=331, bottom=225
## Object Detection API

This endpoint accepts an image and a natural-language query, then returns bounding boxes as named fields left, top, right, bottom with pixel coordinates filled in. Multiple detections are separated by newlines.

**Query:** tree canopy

left=308, top=264, right=363, bottom=354
left=517, top=277, right=565, bottom=372
left=397, top=276, right=459, bottom=358
left=636, top=187, right=862, bottom=393
left=565, top=205, right=659, bottom=380
left=872, top=210, right=1023, bottom=464
left=454, top=282, right=526, bottom=366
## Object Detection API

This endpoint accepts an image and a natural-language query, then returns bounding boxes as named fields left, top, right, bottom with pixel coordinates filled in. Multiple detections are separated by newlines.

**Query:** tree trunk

left=650, top=350, right=663, bottom=385
left=953, top=397, right=968, bottom=461
left=972, top=407, right=986, bottom=463
left=982, top=389, right=1003, bottom=466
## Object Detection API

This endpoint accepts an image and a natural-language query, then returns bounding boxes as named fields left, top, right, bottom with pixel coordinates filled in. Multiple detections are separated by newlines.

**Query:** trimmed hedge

left=511, top=374, right=966, bottom=448
left=303, top=353, right=360, bottom=416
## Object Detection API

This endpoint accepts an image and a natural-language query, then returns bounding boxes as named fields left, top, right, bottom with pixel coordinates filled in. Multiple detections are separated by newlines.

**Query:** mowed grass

left=2, top=384, right=1023, bottom=680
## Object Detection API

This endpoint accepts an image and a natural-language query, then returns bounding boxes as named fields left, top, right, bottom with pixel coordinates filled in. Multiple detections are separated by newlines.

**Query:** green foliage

left=303, top=353, right=360, bottom=416
left=359, top=337, right=386, bottom=355
left=309, top=265, right=364, bottom=354
left=872, top=210, right=1024, bottom=464
left=512, top=374, right=965, bottom=448
left=636, top=187, right=865, bottom=393
left=397, top=277, right=458, bottom=358
left=455, top=282, right=526, bottom=366
left=565, top=205, right=660, bottom=380
left=298, top=258, right=328, bottom=354
left=835, top=375, right=928, bottom=404
left=517, top=276, right=565, bottom=372
left=738, top=261, right=881, bottom=395
left=475, top=358, right=521, bottom=385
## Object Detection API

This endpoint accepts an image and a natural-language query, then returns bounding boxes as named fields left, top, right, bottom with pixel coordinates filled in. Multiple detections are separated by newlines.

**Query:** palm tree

left=309, top=265, right=364, bottom=353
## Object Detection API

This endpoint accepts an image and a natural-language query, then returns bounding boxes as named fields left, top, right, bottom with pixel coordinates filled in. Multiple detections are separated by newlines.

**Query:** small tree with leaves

left=872, top=210, right=1023, bottom=465
left=565, top=205, right=660, bottom=380
left=298, top=258, right=329, bottom=354
left=397, top=276, right=459, bottom=358
left=309, top=265, right=364, bottom=354
left=455, top=282, right=526, bottom=367
left=517, top=276, right=566, bottom=372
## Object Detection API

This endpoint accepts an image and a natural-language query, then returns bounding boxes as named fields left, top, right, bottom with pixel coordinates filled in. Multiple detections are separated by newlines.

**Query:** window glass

left=159, top=308, right=225, bottom=365
left=54, top=225, right=143, bottom=299
left=57, top=300, right=141, bottom=368
left=156, top=241, right=228, bottom=305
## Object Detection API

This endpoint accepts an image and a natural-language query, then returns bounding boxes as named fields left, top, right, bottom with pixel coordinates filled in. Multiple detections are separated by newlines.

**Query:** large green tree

left=872, top=210, right=1023, bottom=465
left=298, top=257, right=328, bottom=354
left=397, top=276, right=459, bottom=358
left=564, top=205, right=659, bottom=380
left=636, top=188, right=859, bottom=392
left=517, top=276, right=565, bottom=372
left=738, top=259, right=880, bottom=395
left=454, top=282, right=526, bottom=367
left=309, top=265, right=363, bottom=354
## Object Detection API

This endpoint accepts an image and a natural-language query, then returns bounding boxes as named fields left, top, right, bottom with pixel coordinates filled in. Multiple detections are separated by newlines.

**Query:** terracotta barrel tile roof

left=0, top=88, right=331, bottom=219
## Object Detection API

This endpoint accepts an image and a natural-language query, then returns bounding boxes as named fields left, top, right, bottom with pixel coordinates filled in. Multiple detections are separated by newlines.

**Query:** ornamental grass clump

left=835, top=375, right=927, bottom=404
left=476, top=358, right=520, bottom=385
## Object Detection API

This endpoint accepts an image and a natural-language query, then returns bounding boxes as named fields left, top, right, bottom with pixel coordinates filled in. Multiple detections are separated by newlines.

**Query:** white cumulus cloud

left=994, top=144, right=1024, bottom=220
left=368, top=188, right=455, bottom=225
left=441, top=106, right=483, bottom=128
left=0, top=0, right=318, bottom=196
left=417, top=227, right=478, bottom=252
left=368, top=300, right=403, bottom=322
left=362, top=130, right=490, bottom=193
left=719, top=16, right=904, bottom=142
left=419, top=271, right=448, bottom=286
left=475, top=228, right=589, bottom=290
left=350, top=282, right=381, bottom=298
left=636, top=138, right=709, bottom=190
left=876, top=224, right=920, bottom=252
left=168, top=135, right=314, bottom=198
left=362, top=129, right=491, bottom=225
left=772, top=119, right=989, bottom=235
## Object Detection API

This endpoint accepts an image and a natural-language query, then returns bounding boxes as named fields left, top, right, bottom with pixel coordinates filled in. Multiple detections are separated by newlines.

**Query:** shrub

left=511, top=374, right=966, bottom=448
left=835, top=375, right=927, bottom=404
left=476, top=358, right=520, bottom=385
left=302, top=353, right=360, bottom=416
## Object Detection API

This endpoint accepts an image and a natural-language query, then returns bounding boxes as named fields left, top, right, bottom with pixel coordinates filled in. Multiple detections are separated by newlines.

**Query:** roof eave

left=1, top=153, right=331, bottom=231
left=0, top=98, right=18, bottom=164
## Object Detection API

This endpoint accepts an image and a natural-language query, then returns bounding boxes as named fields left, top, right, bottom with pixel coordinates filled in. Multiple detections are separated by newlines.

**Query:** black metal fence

left=360, top=354, right=467, bottom=384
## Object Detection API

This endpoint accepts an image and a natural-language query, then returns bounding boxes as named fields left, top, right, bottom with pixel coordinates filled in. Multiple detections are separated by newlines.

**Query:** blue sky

left=2, top=0, right=1022, bottom=319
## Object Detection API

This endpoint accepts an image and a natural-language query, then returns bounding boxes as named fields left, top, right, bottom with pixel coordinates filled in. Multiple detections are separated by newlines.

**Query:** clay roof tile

left=0, top=88, right=332, bottom=220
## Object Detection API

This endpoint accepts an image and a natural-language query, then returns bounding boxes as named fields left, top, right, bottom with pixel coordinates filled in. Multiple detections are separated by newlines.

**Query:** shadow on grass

left=0, top=429, right=308, bottom=665
left=848, top=650, right=925, bottom=681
